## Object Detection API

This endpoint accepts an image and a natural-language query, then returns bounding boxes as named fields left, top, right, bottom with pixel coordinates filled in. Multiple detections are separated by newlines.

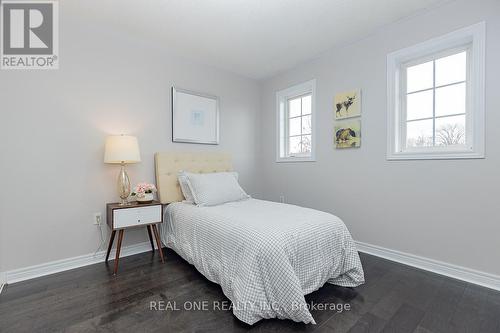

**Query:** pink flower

left=133, top=183, right=157, bottom=194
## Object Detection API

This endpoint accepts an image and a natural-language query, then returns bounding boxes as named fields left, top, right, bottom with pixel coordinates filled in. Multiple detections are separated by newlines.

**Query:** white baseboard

left=0, top=272, right=6, bottom=294
left=356, top=241, right=500, bottom=291
left=2, top=239, right=498, bottom=292
left=2, top=241, right=152, bottom=285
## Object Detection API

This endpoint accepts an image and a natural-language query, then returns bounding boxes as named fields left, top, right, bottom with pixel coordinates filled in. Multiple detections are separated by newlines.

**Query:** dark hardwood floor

left=1, top=249, right=499, bottom=333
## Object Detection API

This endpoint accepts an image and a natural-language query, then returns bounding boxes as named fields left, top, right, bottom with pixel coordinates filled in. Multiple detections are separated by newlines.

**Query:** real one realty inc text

left=150, top=300, right=351, bottom=312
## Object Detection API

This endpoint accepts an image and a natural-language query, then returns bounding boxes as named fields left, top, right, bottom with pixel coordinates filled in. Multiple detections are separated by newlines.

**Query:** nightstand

left=105, top=201, right=165, bottom=274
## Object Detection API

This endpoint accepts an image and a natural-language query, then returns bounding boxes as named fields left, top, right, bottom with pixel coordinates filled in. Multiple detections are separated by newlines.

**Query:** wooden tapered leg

left=105, top=230, right=116, bottom=262
left=146, top=225, right=155, bottom=251
left=151, top=224, right=165, bottom=263
left=113, top=230, right=124, bottom=275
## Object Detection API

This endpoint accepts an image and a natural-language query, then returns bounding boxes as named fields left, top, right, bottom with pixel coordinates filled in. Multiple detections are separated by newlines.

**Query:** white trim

left=276, top=79, right=317, bottom=163
left=387, top=22, right=485, bottom=160
left=1, top=239, right=498, bottom=292
left=274, top=157, right=317, bottom=163
left=2, top=241, right=152, bottom=285
left=0, top=272, right=6, bottom=294
left=356, top=241, right=500, bottom=291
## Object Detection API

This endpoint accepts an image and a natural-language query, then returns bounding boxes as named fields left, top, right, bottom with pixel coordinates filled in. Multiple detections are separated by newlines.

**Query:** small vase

left=136, top=193, right=154, bottom=204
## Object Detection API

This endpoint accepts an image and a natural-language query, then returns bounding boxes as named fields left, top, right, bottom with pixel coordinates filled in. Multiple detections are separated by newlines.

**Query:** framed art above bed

left=171, top=87, right=220, bottom=145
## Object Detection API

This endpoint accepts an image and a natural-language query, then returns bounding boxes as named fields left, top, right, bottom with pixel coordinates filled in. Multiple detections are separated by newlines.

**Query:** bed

left=155, top=152, right=365, bottom=325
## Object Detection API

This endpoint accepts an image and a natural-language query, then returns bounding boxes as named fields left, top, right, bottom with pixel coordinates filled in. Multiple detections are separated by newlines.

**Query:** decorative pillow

left=183, top=171, right=249, bottom=206
left=178, top=171, right=195, bottom=203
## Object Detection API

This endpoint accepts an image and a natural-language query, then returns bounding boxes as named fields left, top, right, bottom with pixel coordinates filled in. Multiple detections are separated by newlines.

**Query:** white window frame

left=387, top=22, right=485, bottom=160
left=276, top=79, right=316, bottom=162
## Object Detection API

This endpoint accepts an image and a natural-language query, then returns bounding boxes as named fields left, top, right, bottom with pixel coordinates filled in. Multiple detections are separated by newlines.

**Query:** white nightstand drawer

left=113, top=205, right=162, bottom=229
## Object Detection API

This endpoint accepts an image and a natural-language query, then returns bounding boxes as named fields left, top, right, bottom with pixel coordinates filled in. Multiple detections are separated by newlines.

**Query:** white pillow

left=178, top=171, right=195, bottom=203
left=178, top=171, right=240, bottom=203
left=183, top=171, right=249, bottom=206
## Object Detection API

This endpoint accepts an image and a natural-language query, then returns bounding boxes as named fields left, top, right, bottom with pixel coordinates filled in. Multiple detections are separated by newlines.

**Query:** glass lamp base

left=119, top=198, right=131, bottom=206
left=117, top=163, right=131, bottom=206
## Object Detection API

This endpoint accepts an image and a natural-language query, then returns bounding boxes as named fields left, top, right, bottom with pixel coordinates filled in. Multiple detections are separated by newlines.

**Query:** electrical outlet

left=93, top=212, right=102, bottom=225
left=279, top=195, right=285, bottom=203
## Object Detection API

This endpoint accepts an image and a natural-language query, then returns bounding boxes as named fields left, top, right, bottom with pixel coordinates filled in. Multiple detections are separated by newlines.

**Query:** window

left=387, top=22, right=485, bottom=160
left=276, top=79, right=316, bottom=162
left=287, top=94, right=312, bottom=156
left=404, top=49, right=468, bottom=149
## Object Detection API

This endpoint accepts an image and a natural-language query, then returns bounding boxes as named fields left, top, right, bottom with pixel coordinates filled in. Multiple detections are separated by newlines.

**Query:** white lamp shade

left=104, top=135, right=141, bottom=164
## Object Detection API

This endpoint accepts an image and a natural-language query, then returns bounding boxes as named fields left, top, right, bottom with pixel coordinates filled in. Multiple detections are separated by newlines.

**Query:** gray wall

left=0, top=2, right=260, bottom=272
left=258, top=0, right=500, bottom=276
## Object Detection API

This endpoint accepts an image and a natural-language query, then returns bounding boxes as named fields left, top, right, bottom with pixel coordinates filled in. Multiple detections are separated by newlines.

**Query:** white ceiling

left=74, top=0, right=449, bottom=80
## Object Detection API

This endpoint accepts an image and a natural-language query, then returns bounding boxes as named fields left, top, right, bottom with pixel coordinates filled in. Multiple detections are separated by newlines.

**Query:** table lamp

left=104, top=135, right=141, bottom=205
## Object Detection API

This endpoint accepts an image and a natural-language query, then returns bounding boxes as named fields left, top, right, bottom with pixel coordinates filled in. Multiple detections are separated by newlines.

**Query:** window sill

left=276, top=156, right=316, bottom=163
left=387, top=150, right=484, bottom=160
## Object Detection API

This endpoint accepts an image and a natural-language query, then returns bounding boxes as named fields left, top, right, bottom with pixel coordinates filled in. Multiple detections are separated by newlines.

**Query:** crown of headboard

left=154, top=152, right=233, bottom=204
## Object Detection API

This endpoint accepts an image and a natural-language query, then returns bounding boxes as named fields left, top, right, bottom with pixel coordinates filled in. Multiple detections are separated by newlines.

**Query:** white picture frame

left=172, top=87, right=220, bottom=145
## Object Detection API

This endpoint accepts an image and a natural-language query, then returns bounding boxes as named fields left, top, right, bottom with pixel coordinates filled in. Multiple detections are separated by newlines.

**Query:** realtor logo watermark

left=0, top=0, right=59, bottom=69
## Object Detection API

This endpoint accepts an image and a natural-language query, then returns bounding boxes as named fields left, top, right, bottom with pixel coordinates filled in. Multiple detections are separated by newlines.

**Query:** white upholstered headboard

left=154, top=152, right=233, bottom=204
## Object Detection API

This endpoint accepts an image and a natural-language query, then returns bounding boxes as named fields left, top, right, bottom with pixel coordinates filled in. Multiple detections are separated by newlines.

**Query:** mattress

left=160, top=198, right=364, bottom=324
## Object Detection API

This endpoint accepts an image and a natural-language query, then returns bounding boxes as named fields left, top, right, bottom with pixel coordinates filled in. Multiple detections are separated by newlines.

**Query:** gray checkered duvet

left=161, top=199, right=364, bottom=324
